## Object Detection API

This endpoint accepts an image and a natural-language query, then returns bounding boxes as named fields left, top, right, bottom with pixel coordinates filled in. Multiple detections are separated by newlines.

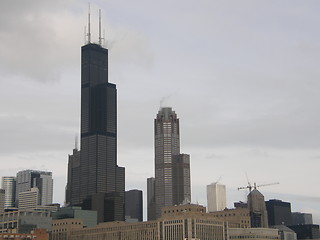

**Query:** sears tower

left=66, top=11, right=125, bottom=223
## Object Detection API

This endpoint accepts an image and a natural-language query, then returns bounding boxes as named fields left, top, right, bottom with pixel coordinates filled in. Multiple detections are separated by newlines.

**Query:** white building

left=207, top=182, right=226, bottom=212
left=18, top=187, right=40, bottom=210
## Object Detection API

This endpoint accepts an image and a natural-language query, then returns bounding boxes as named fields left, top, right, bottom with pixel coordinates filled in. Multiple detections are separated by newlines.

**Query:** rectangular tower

left=154, top=107, right=191, bottom=219
left=207, top=182, right=226, bottom=212
left=68, top=43, right=125, bottom=222
left=125, top=189, right=143, bottom=222
left=1, top=176, right=16, bottom=209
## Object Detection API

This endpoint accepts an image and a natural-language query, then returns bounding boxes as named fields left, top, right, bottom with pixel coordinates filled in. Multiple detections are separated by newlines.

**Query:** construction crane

left=238, top=182, right=279, bottom=192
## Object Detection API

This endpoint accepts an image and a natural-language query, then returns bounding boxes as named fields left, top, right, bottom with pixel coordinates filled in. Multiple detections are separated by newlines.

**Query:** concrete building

left=69, top=204, right=226, bottom=240
left=265, top=199, right=292, bottom=226
left=208, top=208, right=251, bottom=228
left=147, top=177, right=156, bottom=221
left=207, top=182, right=227, bottom=212
left=51, top=206, right=97, bottom=228
left=153, top=107, right=191, bottom=219
left=125, top=189, right=143, bottom=222
left=247, top=189, right=268, bottom=228
left=291, top=212, right=313, bottom=225
left=0, top=210, right=51, bottom=233
left=272, top=225, right=297, bottom=240
left=67, top=40, right=125, bottom=223
left=51, top=219, right=83, bottom=240
left=18, top=188, right=39, bottom=210
left=229, top=228, right=280, bottom=240
left=15, top=170, right=53, bottom=207
left=1, top=177, right=16, bottom=209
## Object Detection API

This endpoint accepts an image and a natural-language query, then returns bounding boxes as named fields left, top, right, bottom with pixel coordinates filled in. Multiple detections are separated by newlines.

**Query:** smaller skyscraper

left=265, top=199, right=292, bottom=226
left=207, top=182, right=226, bottom=212
left=2, top=176, right=16, bottom=209
left=125, top=189, right=143, bottom=222
left=247, top=188, right=268, bottom=228
left=147, top=177, right=156, bottom=221
left=18, top=187, right=40, bottom=210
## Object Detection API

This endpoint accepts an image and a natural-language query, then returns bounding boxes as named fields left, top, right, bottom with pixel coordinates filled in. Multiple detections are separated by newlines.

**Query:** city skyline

left=0, top=0, right=319, bottom=223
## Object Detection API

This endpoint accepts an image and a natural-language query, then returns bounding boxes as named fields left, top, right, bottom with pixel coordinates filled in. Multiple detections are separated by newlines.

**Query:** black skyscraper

left=67, top=41, right=125, bottom=223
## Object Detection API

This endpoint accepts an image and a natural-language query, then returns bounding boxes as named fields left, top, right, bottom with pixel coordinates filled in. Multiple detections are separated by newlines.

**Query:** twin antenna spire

left=85, top=4, right=104, bottom=46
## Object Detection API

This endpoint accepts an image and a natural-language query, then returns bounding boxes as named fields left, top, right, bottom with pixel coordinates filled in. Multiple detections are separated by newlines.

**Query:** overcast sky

left=0, top=0, right=319, bottom=223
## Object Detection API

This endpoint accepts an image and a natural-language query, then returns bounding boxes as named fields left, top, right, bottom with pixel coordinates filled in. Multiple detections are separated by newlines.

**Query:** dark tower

left=67, top=11, right=125, bottom=222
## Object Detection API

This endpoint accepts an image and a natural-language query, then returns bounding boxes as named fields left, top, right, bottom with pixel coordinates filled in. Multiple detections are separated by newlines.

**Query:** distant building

left=229, top=228, right=280, bottom=240
left=234, top=201, right=248, bottom=208
left=70, top=204, right=226, bottom=240
left=0, top=190, right=4, bottom=213
left=265, top=199, right=292, bottom=226
left=247, top=188, right=268, bottom=228
left=125, top=190, right=142, bottom=222
left=154, top=107, right=191, bottom=219
left=52, top=218, right=83, bottom=240
left=147, top=177, right=156, bottom=221
left=208, top=207, right=251, bottom=228
left=271, top=225, right=297, bottom=240
left=18, top=188, right=39, bottom=210
left=288, top=224, right=320, bottom=240
left=207, top=182, right=226, bottom=212
left=291, top=212, right=313, bottom=225
left=52, top=206, right=97, bottom=228
left=1, top=177, right=16, bottom=209
left=0, top=209, right=52, bottom=233
left=16, top=170, right=53, bottom=207
left=65, top=147, right=80, bottom=206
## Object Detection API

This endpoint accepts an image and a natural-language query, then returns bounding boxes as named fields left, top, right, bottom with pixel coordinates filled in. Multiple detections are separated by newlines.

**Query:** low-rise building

left=51, top=219, right=83, bottom=240
left=229, top=227, right=280, bottom=240
left=208, top=208, right=251, bottom=228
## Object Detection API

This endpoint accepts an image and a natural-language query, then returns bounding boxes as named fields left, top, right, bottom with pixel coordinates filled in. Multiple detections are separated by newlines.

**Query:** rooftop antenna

left=84, top=26, right=87, bottom=44
left=99, top=9, right=102, bottom=46
left=87, top=3, right=91, bottom=43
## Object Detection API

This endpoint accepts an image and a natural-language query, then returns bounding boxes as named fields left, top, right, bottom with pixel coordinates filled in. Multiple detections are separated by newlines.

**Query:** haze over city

left=0, top=0, right=319, bottom=223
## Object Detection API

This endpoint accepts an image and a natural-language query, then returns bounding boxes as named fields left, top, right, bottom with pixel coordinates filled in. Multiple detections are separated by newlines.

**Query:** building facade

left=147, top=177, right=156, bottom=221
left=291, top=212, right=313, bottom=225
left=153, top=107, right=191, bottom=219
left=18, top=188, right=39, bottom=210
left=66, top=41, right=125, bottom=223
left=15, top=170, right=53, bottom=207
left=1, top=177, right=16, bottom=209
left=0, top=190, right=4, bottom=213
left=207, top=182, right=227, bottom=212
left=265, top=199, right=292, bottom=226
left=125, top=190, right=143, bottom=222
left=247, top=189, right=268, bottom=228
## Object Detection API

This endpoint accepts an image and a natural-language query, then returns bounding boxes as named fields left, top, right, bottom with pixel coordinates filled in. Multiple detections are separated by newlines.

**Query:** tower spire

left=87, top=3, right=91, bottom=43
left=99, top=9, right=102, bottom=46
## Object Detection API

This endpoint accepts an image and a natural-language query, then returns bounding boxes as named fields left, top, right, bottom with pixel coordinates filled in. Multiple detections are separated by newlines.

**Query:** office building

left=1, top=177, right=16, bottom=209
left=65, top=147, right=80, bottom=206
left=229, top=228, right=280, bottom=240
left=288, top=224, right=320, bottom=239
left=52, top=206, right=97, bottom=228
left=265, top=199, right=292, bottom=226
left=292, top=212, right=313, bottom=225
left=147, top=177, right=156, bottom=221
left=125, top=189, right=143, bottom=222
left=247, top=188, right=268, bottom=228
left=66, top=27, right=125, bottom=223
left=18, top=187, right=39, bottom=210
left=0, top=190, right=4, bottom=213
left=207, top=182, right=226, bottom=212
left=16, top=170, right=53, bottom=207
left=208, top=207, right=251, bottom=228
left=153, top=107, right=191, bottom=219
left=52, top=219, right=83, bottom=240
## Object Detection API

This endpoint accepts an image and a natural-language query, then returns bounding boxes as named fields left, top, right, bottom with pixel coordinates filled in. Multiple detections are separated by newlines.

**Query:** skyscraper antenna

left=84, top=26, right=87, bottom=44
left=99, top=9, right=102, bottom=46
left=75, top=135, right=78, bottom=150
left=87, top=3, right=91, bottom=43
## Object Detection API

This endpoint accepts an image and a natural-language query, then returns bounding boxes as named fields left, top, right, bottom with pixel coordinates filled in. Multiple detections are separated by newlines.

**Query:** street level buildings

left=152, top=107, right=191, bottom=219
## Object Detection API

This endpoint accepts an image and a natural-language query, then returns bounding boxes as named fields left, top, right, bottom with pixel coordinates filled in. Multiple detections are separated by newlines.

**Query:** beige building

left=229, top=228, right=279, bottom=240
left=52, top=219, right=83, bottom=240
left=70, top=204, right=226, bottom=240
left=208, top=208, right=251, bottom=228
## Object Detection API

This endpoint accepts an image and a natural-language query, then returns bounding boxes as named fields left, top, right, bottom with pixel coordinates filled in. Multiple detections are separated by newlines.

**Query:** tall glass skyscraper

left=1, top=176, right=16, bottom=209
left=153, top=107, right=191, bottom=219
left=67, top=42, right=125, bottom=223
